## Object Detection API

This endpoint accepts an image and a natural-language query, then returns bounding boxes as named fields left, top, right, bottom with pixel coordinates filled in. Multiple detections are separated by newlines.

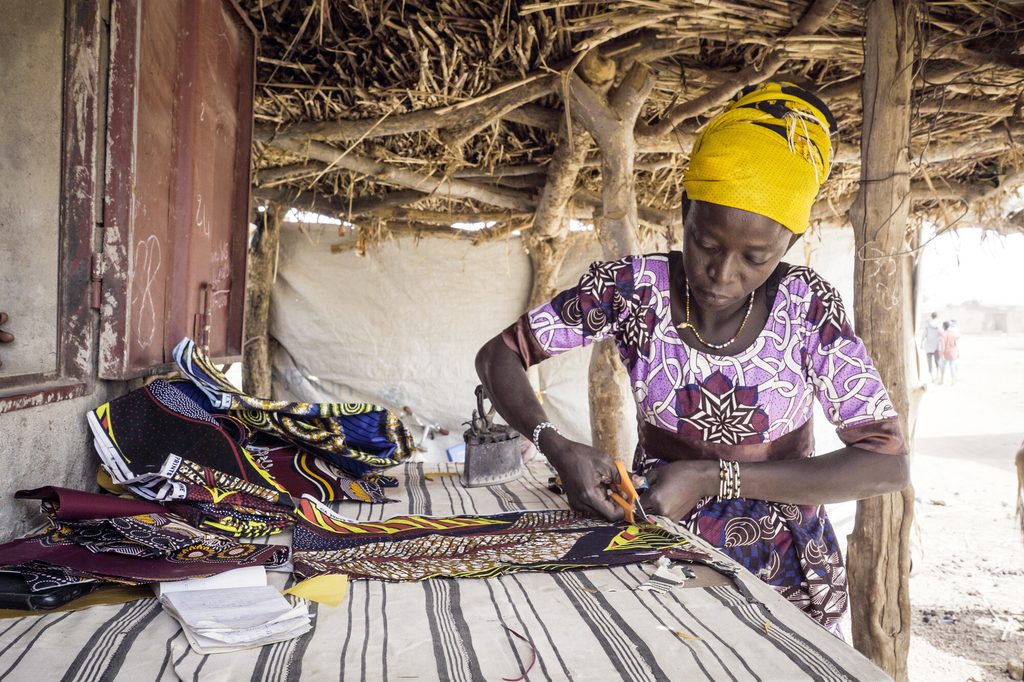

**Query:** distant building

left=937, top=301, right=1024, bottom=334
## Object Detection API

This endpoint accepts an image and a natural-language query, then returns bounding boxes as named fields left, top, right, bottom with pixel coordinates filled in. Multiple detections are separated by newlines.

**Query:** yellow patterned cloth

left=172, top=337, right=415, bottom=478
left=683, top=82, right=836, bottom=234
left=292, top=500, right=719, bottom=582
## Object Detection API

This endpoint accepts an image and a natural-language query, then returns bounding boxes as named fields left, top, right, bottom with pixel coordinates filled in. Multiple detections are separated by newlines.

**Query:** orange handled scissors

left=607, top=460, right=648, bottom=524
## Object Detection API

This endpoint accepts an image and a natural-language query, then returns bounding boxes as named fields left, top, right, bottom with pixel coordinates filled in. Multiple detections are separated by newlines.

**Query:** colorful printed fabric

left=87, top=380, right=294, bottom=537
left=174, top=338, right=415, bottom=478
left=0, top=488, right=289, bottom=587
left=684, top=497, right=847, bottom=631
left=292, top=500, right=718, bottom=582
left=165, top=497, right=294, bottom=538
left=502, top=254, right=906, bottom=633
left=250, top=440, right=398, bottom=504
left=87, top=379, right=286, bottom=503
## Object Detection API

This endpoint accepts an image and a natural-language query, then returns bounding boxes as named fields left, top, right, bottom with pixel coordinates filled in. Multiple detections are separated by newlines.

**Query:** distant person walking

left=939, top=321, right=959, bottom=385
left=921, top=312, right=942, bottom=382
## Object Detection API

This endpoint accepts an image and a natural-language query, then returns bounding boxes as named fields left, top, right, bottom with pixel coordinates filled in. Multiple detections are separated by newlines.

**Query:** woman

left=475, top=82, right=909, bottom=635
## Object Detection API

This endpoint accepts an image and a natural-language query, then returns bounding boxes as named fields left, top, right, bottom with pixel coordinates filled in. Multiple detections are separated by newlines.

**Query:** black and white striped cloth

left=0, top=463, right=890, bottom=681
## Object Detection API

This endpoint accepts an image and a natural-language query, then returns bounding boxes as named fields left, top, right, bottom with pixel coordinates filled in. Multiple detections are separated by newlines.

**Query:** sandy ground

left=901, top=333, right=1024, bottom=681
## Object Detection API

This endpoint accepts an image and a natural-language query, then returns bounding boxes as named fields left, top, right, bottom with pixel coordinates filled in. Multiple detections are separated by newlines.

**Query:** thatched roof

left=245, top=1, right=1024, bottom=250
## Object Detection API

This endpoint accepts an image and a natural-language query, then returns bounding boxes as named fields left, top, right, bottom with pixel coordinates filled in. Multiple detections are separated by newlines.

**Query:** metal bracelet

left=531, top=421, right=561, bottom=458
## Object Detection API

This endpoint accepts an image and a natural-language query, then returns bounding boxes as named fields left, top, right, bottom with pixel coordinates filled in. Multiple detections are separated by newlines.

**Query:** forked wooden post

left=569, top=58, right=653, bottom=459
left=243, top=204, right=282, bottom=398
left=847, top=1, right=917, bottom=678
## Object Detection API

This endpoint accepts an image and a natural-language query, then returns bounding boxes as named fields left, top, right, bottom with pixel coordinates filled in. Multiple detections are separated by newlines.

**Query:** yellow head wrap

left=682, top=82, right=836, bottom=234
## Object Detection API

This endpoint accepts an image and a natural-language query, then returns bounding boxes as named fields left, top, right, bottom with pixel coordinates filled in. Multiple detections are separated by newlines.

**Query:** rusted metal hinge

left=193, top=283, right=212, bottom=351
left=89, top=253, right=104, bottom=310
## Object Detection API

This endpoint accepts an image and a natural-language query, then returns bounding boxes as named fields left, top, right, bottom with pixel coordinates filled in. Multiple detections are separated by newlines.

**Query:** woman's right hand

left=541, top=433, right=624, bottom=522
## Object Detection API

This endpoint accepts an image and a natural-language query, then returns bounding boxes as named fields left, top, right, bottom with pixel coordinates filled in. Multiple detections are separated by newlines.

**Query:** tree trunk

left=847, top=1, right=917, bottom=679
left=525, top=110, right=592, bottom=310
left=242, top=206, right=281, bottom=398
left=569, top=61, right=653, bottom=458
left=526, top=238, right=571, bottom=310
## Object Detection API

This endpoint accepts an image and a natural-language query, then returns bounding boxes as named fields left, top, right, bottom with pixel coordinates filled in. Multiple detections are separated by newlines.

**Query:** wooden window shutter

left=99, top=0, right=255, bottom=379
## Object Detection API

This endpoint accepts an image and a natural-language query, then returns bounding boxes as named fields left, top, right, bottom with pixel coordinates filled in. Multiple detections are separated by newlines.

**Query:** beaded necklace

left=676, top=283, right=755, bottom=351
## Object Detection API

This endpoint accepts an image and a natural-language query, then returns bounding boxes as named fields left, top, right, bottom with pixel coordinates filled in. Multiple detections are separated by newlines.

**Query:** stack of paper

left=154, top=565, right=269, bottom=597
left=158, top=578, right=311, bottom=654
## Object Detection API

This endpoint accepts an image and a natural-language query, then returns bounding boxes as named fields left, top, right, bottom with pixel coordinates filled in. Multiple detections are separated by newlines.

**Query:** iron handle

left=0, top=311, right=13, bottom=369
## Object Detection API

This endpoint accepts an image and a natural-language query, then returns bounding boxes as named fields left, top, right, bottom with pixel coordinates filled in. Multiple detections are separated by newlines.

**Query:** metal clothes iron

left=461, top=385, right=522, bottom=487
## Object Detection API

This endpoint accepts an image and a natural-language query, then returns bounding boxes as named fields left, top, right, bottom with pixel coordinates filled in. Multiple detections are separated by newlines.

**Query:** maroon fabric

left=0, top=488, right=289, bottom=584
left=837, top=417, right=908, bottom=456
left=0, top=538, right=282, bottom=582
left=14, top=486, right=166, bottom=521
left=500, top=314, right=551, bottom=369
left=640, top=418, right=815, bottom=464
left=257, top=442, right=396, bottom=504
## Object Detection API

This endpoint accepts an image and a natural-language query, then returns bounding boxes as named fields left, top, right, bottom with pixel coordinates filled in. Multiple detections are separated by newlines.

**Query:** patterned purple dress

left=501, top=252, right=907, bottom=634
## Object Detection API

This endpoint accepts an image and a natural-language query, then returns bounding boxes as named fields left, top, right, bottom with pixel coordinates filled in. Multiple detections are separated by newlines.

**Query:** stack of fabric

left=0, top=337, right=417, bottom=610
left=0, top=487, right=289, bottom=608
left=85, top=338, right=415, bottom=538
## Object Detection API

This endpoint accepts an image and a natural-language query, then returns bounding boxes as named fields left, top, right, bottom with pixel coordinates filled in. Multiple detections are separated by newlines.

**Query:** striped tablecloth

left=0, top=462, right=890, bottom=681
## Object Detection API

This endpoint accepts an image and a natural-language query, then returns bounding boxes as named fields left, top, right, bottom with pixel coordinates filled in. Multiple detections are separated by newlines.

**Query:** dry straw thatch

left=245, top=0, right=1024, bottom=251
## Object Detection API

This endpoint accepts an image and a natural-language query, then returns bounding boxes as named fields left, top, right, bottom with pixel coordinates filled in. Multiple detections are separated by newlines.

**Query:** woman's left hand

left=639, top=460, right=716, bottom=521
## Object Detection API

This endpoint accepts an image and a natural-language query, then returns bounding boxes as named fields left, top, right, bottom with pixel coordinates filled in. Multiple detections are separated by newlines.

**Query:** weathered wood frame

left=99, top=0, right=256, bottom=379
left=0, top=0, right=101, bottom=413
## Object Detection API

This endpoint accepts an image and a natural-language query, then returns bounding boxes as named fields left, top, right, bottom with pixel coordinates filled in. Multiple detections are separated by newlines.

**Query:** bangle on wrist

left=531, top=421, right=561, bottom=458
left=718, top=459, right=741, bottom=500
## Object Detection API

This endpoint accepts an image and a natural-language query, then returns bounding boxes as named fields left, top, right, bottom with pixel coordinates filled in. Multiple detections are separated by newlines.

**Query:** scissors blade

left=634, top=497, right=649, bottom=524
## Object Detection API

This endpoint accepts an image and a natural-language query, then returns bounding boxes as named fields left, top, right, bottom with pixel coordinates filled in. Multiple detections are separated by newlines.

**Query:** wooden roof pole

left=847, top=1, right=917, bottom=678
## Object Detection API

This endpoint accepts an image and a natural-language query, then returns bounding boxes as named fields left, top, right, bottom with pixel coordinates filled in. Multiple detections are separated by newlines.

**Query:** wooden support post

left=569, top=57, right=654, bottom=458
left=243, top=205, right=282, bottom=397
left=847, top=1, right=917, bottom=678
left=522, top=100, right=594, bottom=415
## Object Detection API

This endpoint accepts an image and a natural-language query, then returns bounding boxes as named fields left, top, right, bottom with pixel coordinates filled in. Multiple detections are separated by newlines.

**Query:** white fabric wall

left=270, top=225, right=617, bottom=460
left=270, top=222, right=857, bottom=463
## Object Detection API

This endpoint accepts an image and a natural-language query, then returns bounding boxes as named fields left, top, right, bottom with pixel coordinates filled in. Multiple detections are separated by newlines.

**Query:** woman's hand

left=639, top=460, right=717, bottom=521
left=543, top=435, right=624, bottom=522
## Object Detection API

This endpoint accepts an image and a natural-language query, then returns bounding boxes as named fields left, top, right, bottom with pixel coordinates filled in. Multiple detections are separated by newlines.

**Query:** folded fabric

left=292, top=500, right=714, bottom=582
left=0, top=487, right=289, bottom=589
left=251, top=439, right=398, bottom=504
left=166, top=498, right=294, bottom=538
left=87, top=379, right=296, bottom=537
left=174, top=337, right=415, bottom=478
left=88, top=379, right=286, bottom=502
